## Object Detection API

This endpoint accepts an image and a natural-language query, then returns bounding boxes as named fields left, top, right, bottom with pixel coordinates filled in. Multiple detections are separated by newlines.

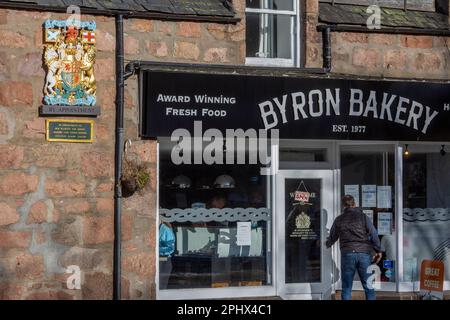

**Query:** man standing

left=326, top=195, right=382, bottom=300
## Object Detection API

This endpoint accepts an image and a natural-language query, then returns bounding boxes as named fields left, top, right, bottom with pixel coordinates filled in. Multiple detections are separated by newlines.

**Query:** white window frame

left=245, top=1, right=300, bottom=67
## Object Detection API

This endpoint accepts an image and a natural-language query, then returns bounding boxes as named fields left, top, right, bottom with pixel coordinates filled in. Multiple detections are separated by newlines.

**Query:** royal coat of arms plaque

left=40, top=20, right=100, bottom=116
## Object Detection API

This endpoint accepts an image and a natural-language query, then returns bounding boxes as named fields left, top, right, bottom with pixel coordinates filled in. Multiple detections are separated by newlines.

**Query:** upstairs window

left=245, top=0, right=299, bottom=67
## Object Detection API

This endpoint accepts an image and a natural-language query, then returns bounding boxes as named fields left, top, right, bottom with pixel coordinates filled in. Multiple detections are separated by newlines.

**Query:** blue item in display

left=385, top=269, right=393, bottom=279
left=383, top=260, right=394, bottom=269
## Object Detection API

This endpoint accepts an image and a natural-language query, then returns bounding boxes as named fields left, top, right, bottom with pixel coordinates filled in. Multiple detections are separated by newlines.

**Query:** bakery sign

left=141, top=71, right=450, bottom=141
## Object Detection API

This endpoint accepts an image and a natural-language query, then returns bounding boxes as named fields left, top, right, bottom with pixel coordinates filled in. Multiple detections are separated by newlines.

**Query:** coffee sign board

left=420, top=260, right=444, bottom=300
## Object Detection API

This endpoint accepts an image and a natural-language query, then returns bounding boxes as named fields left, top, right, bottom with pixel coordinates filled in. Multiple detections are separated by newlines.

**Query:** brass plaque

left=46, top=119, right=94, bottom=143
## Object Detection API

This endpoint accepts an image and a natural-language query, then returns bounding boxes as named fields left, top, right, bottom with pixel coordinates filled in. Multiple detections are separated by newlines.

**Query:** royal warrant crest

left=43, top=20, right=96, bottom=107
left=295, top=211, right=311, bottom=229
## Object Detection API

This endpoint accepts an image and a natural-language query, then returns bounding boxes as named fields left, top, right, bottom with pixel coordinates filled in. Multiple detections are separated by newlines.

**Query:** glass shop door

left=276, top=170, right=334, bottom=299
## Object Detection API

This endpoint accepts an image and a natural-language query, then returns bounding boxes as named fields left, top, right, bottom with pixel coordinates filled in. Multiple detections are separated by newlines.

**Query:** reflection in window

left=403, top=146, right=450, bottom=282
left=158, top=142, right=272, bottom=290
left=246, top=13, right=292, bottom=59
left=245, top=0, right=296, bottom=63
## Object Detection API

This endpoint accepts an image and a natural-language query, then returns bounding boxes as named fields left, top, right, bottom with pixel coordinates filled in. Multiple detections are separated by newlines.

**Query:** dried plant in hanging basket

left=121, top=158, right=150, bottom=198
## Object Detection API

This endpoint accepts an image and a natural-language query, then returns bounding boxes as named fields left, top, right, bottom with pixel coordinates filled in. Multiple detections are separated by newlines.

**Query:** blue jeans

left=341, top=252, right=376, bottom=300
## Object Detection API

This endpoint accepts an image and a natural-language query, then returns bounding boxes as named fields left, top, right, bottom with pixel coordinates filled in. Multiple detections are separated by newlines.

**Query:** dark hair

left=342, top=195, right=355, bottom=208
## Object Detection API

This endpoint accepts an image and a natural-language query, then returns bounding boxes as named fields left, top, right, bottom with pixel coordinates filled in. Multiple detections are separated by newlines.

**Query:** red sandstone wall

left=304, top=0, right=450, bottom=79
left=0, top=0, right=448, bottom=300
left=0, top=2, right=245, bottom=299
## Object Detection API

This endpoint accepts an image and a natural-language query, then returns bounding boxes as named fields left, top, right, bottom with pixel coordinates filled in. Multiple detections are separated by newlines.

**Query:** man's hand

left=373, top=252, right=382, bottom=264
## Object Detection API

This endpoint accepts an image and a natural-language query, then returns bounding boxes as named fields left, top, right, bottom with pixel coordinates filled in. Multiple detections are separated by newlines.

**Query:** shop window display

left=158, top=143, right=272, bottom=290
left=403, top=146, right=450, bottom=283
left=340, top=146, right=396, bottom=282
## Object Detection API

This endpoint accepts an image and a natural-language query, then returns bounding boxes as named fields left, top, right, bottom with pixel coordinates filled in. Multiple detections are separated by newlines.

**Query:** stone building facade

left=0, top=0, right=449, bottom=300
left=0, top=1, right=244, bottom=300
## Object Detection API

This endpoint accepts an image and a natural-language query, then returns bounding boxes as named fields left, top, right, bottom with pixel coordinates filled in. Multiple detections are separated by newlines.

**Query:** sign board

left=236, top=222, right=252, bottom=246
left=141, top=71, right=450, bottom=141
left=46, top=119, right=94, bottom=143
left=377, top=212, right=392, bottom=235
left=377, top=186, right=392, bottom=209
left=420, top=260, right=444, bottom=300
left=362, top=185, right=377, bottom=207
left=294, top=191, right=310, bottom=203
left=41, top=19, right=99, bottom=116
left=40, top=105, right=101, bottom=116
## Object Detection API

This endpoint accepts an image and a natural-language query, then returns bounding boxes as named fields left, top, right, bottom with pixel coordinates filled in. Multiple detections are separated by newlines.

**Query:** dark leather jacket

left=326, top=207, right=381, bottom=254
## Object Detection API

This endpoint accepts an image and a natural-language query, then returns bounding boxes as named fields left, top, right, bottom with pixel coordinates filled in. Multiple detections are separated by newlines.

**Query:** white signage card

left=378, top=212, right=392, bottom=235
left=237, top=222, right=252, bottom=246
left=344, top=185, right=360, bottom=207
left=377, top=186, right=392, bottom=209
left=363, top=209, right=374, bottom=224
left=362, top=185, right=377, bottom=207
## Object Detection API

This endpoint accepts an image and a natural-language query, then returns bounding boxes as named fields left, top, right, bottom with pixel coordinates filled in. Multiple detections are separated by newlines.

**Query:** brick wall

left=0, top=3, right=244, bottom=300
left=305, top=0, right=450, bottom=80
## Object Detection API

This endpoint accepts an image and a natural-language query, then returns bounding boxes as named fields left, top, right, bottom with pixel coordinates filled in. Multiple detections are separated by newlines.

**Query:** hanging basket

left=121, top=141, right=150, bottom=197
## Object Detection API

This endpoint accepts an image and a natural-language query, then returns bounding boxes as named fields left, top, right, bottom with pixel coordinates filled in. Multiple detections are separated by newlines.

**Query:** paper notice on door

left=363, top=209, right=374, bottom=224
left=362, top=185, right=377, bottom=207
left=378, top=212, right=392, bottom=235
left=237, top=222, right=252, bottom=246
left=344, top=185, right=360, bottom=207
left=377, top=186, right=392, bottom=209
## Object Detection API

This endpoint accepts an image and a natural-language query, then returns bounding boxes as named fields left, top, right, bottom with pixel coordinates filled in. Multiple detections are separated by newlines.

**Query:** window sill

left=245, top=57, right=296, bottom=68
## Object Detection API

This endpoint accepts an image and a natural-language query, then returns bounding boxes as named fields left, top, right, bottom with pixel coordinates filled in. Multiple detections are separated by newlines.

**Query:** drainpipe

left=322, top=26, right=332, bottom=72
left=113, top=13, right=125, bottom=301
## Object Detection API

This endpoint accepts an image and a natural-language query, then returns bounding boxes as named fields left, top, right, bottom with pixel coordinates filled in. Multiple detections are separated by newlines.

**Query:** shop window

left=245, top=0, right=298, bottom=67
left=403, top=145, right=450, bottom=283
left=340, top=146, right=396, bottom=283
left=158, top=140, right=272, bottom=290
